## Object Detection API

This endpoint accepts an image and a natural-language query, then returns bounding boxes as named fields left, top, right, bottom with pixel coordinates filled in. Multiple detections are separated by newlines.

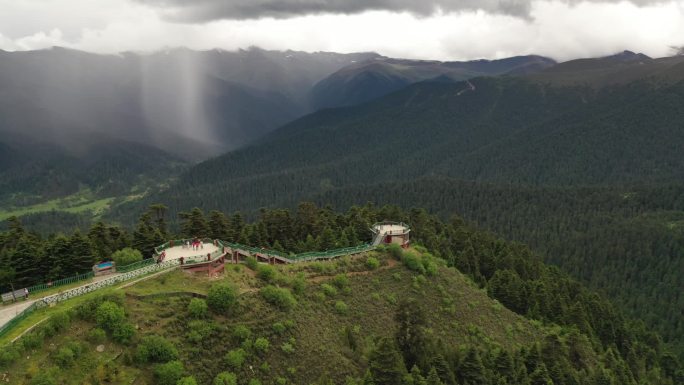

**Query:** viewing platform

left=371, top=221, right=410, bottom=248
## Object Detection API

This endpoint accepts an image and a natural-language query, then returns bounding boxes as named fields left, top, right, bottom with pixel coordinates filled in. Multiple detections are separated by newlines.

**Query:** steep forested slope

left=136, top=75, right=684, bottom=214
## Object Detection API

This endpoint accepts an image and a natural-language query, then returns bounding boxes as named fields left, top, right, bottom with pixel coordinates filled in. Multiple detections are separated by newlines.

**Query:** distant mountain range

left=0, top=47, right=560, bottom=206
left=309, top=55, right=555, bottom=109
left=133, top=50, right=684, bottom=216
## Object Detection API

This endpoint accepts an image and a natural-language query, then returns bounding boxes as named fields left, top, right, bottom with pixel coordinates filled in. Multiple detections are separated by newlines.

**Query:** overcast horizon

left=0, top=0, right=683, bottom=62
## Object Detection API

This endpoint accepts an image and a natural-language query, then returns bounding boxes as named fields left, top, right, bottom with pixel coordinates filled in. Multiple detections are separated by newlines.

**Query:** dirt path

left=307, top=258, right=398, bottom=283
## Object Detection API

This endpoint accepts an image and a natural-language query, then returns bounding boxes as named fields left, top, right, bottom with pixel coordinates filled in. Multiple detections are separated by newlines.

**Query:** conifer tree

left=410, top=366, right=427, bottom=385
left=208, top=210, right=230, bottom=240
left=11, top=235, right=41, bottom=287
left=368, top=337, right=407, bottom=385
left=179, top=208, right=209, bottom=238
left=459, top=347, right=486, bottom=385
left=318, top=227, right=336, bottom=251
left=494, top=349, right=515, bottom=382
left=88, top=221, right=112, bottom=261
left=69, top=230, right=94, bottom=274
left=426, top=367, right=445, bottom=385
left=229, top=213, right=245, bottom=242
left=149, top=204, right=169, bottom=238
left=529, top=363, right=553, bottom=385
left=395, top=299, right=428, bottom=370
left=133, top=212, right=157, bottom=258
left=45, top=235, right=70, bottom=280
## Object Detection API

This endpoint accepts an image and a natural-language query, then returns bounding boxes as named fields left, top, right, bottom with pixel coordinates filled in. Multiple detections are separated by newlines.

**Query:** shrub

left=245, top=256, right=259, bottom=270
left=387, top=243, right=403, bottom=259
left=321, top=283, right=338, bottom=297
left=291, top=273, right=307, bottom=295
left=0, top=346, right=20, bottom=368
left=260, top=285, right=297, bottom=311
left=112, top=247, right=143, bottom=267
left=283, top=319, right=295, bottom=329
left=188, top=298, right=208, bottom=319
left=207, top=283, right=238, bottom=313
left=154, top=360, right=184, bottom=385
left=225, top=348, right=247, bottom=369
left=187, top=320, right=215, bottom=343
left=135, top=335, right=179, bottom=363
left=365, top=257, right=380, bottom=270
left=248, top=379, right=262, bottom=385
left=54, top=346, right=74, bottom=367
left=43, top=312, right=71, bottom=337
left=88, top=328, right=107, bottom=344
left=112, top=322, right=135, bottom=344
left=96, top=301, right=126, bottom=331
left=178, top=376, right=199, bottom=385
left=257, top=264, right=277, bottom=282
left=254, top=337, right=270, bottom=354
left=423, top=258, right=438, bottom=276
left=280, top=342, right=295, bottom=354
left=20, top=332, right=43, bottom=350
left=29, top=368, right=59, bottom=385
left=232, top=325, right=252, bottom=341
left=64, top=340, right=83, bottom=356
left=401, top=251, right=426, bottom=274
left=75, top=292, right=125, bottom=321
left=335, top=301, right=349, bottom=315
left=272, top=322, right=286, bottom=334
left=214, top=371, right=238, bottom=385
left=332, top=274, right=349, bottom=289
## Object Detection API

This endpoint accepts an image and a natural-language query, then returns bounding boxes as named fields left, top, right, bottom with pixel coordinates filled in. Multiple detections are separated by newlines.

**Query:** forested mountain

left=309, top=55, right=555, bottom=109
left=137, top=70, right=684, bottom=210
left=106, top=54, right=684, bottom=359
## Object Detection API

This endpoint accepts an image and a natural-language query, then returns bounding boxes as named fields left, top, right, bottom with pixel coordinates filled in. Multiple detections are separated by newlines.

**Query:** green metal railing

left=0, top=302, right=39, bottom=338
left=26, top=271, right=95, bottom=295
left=220, top=240, right=375, bottom=263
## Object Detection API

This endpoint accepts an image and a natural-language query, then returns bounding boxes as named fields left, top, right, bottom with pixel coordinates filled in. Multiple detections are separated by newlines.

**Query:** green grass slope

left=0, top=250, right=583, bottom=385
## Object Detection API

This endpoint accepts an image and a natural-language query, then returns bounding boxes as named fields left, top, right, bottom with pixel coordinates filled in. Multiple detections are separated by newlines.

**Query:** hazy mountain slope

left=530, top=50, right=684, bottom=86
left=0, top=47, right=379, bottom=160
left=155, top=76, right=684, bottom=198
left=0, top=134, right=187, bottom=207
left=309, top=55, right=555, bottom=109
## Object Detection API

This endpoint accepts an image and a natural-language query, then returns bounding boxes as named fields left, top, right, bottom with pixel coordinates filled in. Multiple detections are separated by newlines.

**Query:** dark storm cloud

left=136, top=0, right=667, bottom=22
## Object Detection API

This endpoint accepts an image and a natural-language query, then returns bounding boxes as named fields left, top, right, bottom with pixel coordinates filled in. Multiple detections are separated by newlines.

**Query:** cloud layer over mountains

left=136, top=0, right=670, bottom=21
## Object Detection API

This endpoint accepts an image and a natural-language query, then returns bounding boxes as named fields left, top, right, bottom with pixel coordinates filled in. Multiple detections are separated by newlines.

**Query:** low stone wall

left=35, top=260, right=180, bottom=310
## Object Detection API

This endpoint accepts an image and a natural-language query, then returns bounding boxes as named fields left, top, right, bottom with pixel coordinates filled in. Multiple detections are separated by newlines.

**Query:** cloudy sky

left=0, top=0, right=682, bottom=61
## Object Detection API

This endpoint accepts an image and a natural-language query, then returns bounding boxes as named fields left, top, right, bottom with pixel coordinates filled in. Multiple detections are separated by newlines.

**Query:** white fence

left=34, top=260, right=180, bottom=309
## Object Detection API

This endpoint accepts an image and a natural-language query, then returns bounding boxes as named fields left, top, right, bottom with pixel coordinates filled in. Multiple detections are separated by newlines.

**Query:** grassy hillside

left=0, top=250, right=587, bottom=385
left=2, top=239, right=682, bottom=385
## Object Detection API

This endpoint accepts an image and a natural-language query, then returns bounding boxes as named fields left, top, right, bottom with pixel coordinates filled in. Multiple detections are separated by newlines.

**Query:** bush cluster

left=111, top=247, right=143, bottom=267
left=187, top=298, right=208, bottom=319
left=260, top=285, right=297, bottom=310
left=135, top=335, right=179, bottom=363
left=207, top=283, right=238, bottom=314
left=154, top=360, right=184, bottom=385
